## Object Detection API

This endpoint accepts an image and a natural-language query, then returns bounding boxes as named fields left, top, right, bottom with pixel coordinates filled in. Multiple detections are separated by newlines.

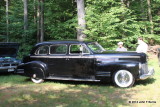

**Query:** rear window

left=36, top=45, right=49, bottom=55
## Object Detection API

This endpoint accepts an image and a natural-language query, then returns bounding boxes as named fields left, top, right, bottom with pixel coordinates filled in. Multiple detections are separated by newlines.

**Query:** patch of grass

left=0, top=57, right=160, bottom=107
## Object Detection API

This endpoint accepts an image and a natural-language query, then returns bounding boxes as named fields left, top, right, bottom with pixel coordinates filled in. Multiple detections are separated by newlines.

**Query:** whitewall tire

left=31, top=78, right=44, bottom=84
left=113, top=70, right=135, bottom=88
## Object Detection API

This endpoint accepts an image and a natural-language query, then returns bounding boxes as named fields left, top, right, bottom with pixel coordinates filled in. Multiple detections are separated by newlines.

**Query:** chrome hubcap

left=117, top=72, right=130, bottom=84
left=115, top=70, right=133, bottom=87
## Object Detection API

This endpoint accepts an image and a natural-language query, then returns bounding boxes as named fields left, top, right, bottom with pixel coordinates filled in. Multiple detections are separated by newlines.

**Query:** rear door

left=30, top=45, right=49, bottom=64
left=47, top=44, right=71, bottom=76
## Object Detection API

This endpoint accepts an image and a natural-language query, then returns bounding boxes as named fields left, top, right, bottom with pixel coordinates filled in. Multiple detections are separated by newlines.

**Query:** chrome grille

left=0, top=63, right=18, bottom=67
left=140, top=63, right=149, bottom=75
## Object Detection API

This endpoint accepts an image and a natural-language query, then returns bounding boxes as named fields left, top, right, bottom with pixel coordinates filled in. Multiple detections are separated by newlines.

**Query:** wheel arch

left=17, top=61, right=48, bottom=79
left=110, top=62, right=139, bottom=79
left=96, top=62, right=140, bottom=79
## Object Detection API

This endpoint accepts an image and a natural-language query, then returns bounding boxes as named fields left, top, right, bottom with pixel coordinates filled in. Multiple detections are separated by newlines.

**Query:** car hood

left=94, top=50, right=143, bottom=56
left=0, top=43, right=19, bottom=58
left=94, top=50, right=147, bottom=63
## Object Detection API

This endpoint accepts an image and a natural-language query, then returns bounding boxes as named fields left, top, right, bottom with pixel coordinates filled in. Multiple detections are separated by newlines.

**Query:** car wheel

left=113, top=70, right=135, bottom=88
left=31, top=78, right=44, bottom=84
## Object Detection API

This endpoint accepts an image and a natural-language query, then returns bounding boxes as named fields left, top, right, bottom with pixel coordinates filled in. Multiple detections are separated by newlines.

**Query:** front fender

left=17, top=61, right=48, bottom=79
left=96, top=62, right=139, bottom=79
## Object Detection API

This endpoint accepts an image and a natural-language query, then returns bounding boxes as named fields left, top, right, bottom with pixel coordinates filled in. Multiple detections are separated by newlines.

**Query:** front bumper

left=16, top=69, right=25, bottom=74
left=139, top=67, right=154, bottom=80
left=0, top=66, right=17, bottom=72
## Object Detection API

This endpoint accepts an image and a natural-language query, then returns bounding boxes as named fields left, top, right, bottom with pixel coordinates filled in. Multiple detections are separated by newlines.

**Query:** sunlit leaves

left=85, top=1, right=142, bottom=49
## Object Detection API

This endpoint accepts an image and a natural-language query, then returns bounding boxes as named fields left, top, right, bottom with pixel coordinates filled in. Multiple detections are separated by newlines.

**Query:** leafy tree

left=44, top=0, right=77, bottom=40
left=0, top=0, right=160, bottom=55
left=84, top=0, right=142, bottom=50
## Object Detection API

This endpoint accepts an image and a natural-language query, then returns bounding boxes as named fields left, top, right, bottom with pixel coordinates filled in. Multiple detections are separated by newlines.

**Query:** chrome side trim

left=96, top=71, right=111, bottom=77
left=46, top=76, right=100, bottom=82
left=30, top=55, right=140, bottom=59
left=96, top=56, right=140, bottom=59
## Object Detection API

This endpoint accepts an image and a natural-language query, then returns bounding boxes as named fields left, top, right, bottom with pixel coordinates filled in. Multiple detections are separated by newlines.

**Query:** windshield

left=87, top=42, right=105, bottom=53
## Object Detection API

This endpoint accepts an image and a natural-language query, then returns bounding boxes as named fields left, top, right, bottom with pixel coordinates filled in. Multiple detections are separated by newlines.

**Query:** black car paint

left=17, top=41, right=147, bottom=82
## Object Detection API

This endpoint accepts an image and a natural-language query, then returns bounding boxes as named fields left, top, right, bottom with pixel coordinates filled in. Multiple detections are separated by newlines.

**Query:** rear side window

left=36, top=45, right=49, bottom=55
left=50, top=44, right=67, bottom=54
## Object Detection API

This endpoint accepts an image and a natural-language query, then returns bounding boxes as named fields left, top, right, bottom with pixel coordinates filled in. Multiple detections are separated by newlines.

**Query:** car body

left=0, top=43, right=21, bottom=73
left=17, top=40, right=154, bottom=87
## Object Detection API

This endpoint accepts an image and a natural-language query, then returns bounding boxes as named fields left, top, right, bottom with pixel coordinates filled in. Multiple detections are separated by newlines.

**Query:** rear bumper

left=139, top=67, right=154, bottom=80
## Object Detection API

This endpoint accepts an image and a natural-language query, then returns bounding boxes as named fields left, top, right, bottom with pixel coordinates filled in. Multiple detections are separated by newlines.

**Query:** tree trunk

left=76, top=0, right=86, bottom=41
left=37, top=0, right=40, bottom=42
left=34, top=0, right=37, bottom=25
left=37, top=0, right=44, bottom=43
left=140, top=0, right=148, bottom=33
left=40, top=0, right=44, bottom=42
left=121, top=0, right=130, bottom=7
left=23, top=0, right=28, bottom=34
left=5, top=0, right=9, bottom=42
left=126, top=1, right=130, bottom=7
left=147, top=0, right=154, bottom=34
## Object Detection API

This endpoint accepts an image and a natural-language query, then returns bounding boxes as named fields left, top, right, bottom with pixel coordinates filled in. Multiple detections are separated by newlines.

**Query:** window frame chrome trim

left=69, top=44, right=91, bottom=55
left=35, top=45, right=50, bottom=55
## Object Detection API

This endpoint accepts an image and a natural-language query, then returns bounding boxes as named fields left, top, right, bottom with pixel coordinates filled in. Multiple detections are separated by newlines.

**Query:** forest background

left=0, top=0, right=160, bottom=57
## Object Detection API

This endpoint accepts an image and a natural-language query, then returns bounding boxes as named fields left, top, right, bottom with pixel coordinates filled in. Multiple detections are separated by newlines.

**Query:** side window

left=70, top=44, right=90, bottom=54
left=36, top=45, right=49, bottom=55
left=50, top=44, right=67, bottom=54
left=83, top=46, right=90, bottom=54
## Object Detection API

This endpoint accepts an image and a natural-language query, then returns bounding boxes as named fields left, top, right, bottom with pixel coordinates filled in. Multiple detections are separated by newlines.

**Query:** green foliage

left=84, top=0, right=160, bottom=50
left=85, top=0, right=142, bottom=50
left=44, top=0, right=77, bottom=40
left=0, top=0, right=37, bottom=58
left=0, top=0, right=160, bottom=56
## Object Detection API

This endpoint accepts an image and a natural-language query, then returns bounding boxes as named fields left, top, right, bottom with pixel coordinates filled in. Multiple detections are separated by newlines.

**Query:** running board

left=46, top=76, right=100, bottom=82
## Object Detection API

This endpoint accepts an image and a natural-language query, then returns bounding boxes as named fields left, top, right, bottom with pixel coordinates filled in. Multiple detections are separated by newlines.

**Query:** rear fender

left=17, top=61, right=48, bottom=79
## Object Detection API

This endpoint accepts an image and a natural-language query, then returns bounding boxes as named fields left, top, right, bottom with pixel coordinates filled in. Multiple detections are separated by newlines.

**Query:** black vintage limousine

left=17, top=41, right=154, bottom=88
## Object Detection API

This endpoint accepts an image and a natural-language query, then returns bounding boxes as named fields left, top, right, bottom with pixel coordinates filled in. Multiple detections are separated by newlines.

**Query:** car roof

left=35, top=40, right=94, bottom=46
